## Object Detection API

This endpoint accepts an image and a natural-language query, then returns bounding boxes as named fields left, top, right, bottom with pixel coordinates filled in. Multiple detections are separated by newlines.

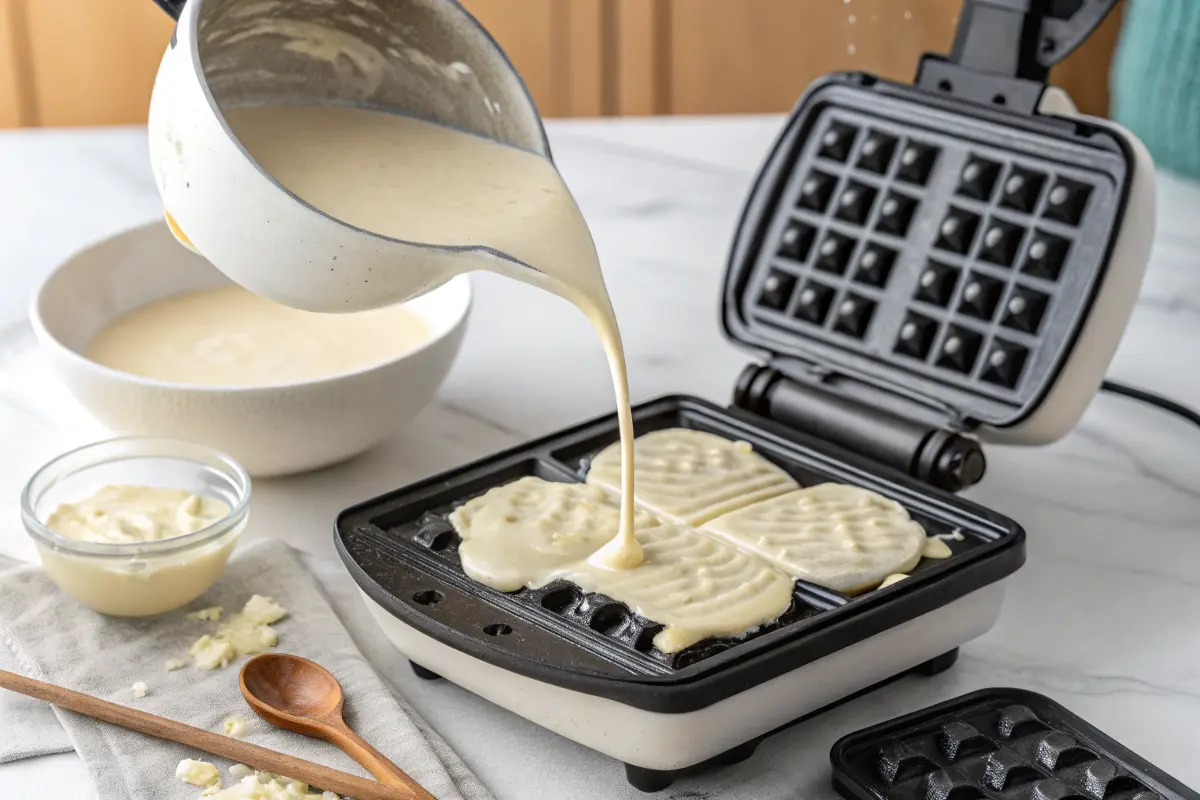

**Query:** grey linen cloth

left=0, top=539, right=493, bottom=800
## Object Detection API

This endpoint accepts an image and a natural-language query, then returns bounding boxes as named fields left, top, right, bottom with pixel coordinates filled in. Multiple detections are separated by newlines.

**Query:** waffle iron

left=336, top=1, right=1156, bottom=792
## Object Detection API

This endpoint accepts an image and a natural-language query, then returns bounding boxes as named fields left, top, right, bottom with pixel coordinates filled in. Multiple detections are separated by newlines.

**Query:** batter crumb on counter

left=183, top=764, right=340, bottom=799
left=223, top=716, right=248, bottom=738
left=187, top=606, right=223, bottom=622
left=176, top=758, right=221, bottom=793
left=131, top=681, right=149, bottom=698
left=189, top=595, right=289, bottom=670
left=165, top=658, right=187, bottom=671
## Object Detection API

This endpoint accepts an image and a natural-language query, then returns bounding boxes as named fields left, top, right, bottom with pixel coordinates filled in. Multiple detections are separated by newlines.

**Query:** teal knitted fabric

left=1111, top=0, right=1200, bottom=181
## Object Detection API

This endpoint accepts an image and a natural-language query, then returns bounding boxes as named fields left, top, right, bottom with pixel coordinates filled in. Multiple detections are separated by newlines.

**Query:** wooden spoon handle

left=0, top=668, right=420, bottom=800
left=326, top=722, right=434, bottom=799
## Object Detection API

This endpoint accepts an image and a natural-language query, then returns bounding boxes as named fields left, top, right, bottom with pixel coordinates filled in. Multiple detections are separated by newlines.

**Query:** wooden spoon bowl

left=240, top=654, right=433, bottom=800
left=242, top=654, right=344, bottom=726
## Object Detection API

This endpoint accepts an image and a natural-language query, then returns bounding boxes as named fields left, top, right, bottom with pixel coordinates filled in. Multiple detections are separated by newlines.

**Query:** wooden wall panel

left=0, top=0, right=1123, bottom=128
left=23, top=0, right=174, bottom=127
left=461, top=0, right=559, bottom=114
left=448, top=0, right=609, bottom=117
left=659, top=0, right=1122, bottom=117
left=612, top=0, right=670, bottom=115
left=11, top=0, right=601, bottom=126
left=0, top=0, right=32, bottom=127
left=560, top=0, right=608, bottom=117
left=1049, top=0, right=1125, bottom=119
left=665, top=0, right=960, bottom=116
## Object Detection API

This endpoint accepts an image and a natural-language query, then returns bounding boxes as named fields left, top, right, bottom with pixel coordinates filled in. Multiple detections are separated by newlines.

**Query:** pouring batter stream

left=221, top=104, right=642, bottom=568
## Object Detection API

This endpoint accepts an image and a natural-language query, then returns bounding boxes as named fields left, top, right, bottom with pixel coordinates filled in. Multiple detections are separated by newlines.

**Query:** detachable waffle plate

left=724, top=73, right=1137, bottom=432
left=831, top=688, right=1198, bottom=800
left=336, top=395, right=1024, bottom=713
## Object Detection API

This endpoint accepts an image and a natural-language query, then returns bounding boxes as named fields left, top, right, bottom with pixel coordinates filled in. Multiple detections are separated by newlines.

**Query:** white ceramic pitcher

left=148, top=0, right=549, bottom=313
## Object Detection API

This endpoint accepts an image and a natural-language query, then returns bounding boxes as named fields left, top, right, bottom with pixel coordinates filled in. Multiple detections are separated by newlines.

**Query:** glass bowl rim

left=20, top=435, right=252, bottom=559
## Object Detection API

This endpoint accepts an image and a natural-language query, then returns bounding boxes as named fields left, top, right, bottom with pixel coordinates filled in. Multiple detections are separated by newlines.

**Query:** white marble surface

left=0, top=115, right=1198, bottom=799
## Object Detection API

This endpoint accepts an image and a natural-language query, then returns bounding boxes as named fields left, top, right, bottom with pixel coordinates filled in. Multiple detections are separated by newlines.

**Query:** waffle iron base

left=337, top=396, right=1024, bottom=790
left=358, top=580, right=1007, bottom=791
left=419, top=645, right=961, bottom=792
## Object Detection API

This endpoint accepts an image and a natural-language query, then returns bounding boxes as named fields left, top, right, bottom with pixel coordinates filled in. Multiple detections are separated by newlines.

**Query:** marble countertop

left=0, top=115, right=1198, bottom=799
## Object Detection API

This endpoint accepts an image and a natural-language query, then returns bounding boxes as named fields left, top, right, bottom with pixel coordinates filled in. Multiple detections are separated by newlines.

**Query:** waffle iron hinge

left=733, top=364, right=987, bottom=493
left=915, top=0, right=1120, bottom=114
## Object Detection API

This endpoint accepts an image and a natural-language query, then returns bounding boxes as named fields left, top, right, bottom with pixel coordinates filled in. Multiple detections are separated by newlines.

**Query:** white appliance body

left=361, top=582, right=1008, bottom=771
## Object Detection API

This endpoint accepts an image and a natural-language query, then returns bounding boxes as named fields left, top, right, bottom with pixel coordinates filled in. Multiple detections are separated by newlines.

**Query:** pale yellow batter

left=222, top=104, right=641, bottom=569
left=449, top=429, right=942, bottom=649
left=46, top=485, right=229, bottom=544
left=85, top=285, right=428, bottom=387
left=922, top=536, right=953, bottom=559
left=586, top=429, right=798, bottom=526
left=701, top=484, right=927, bottom=594
left=37, top=485, right=243, bottom=617
left=450, top=478, right=661, bottom=593
left=449, top=478, right=793, bottom=652
left=583, top=429, right=796, bottom=527
left=559, top=521, right=795, bottom=653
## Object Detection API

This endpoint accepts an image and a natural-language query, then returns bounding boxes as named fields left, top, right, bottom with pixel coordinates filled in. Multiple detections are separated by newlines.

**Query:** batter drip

left=449, top=478, right=793, bottom=653
left=223, top=104, right=643, bottom=570
left=922, top=536, right=953, bottom=559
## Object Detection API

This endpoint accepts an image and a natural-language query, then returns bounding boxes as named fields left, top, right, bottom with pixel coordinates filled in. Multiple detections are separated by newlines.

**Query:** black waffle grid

left=835, top=695, right=1186, bottom=800
left=743, top=103, right=1121, bottom=411
left=383, top=497, right=835, bottom=674
left=339, top=404, right=997, bottom=676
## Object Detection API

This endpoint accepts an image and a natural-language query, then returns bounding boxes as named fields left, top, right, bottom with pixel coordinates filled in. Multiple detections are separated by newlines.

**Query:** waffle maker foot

left=410, top=662, right=443, bottom=681
left=625, top=738, right=764, bottom=792
left=911, top=647, right=959, bottom=676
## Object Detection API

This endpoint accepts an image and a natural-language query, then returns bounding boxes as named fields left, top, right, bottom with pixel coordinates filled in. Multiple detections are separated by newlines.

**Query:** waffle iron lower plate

left=336, top=395, right=1025, bottom=778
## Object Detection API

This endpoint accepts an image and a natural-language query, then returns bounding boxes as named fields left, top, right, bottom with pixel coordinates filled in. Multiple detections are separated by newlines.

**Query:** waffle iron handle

left=1034, top=0, right=1122, bottom=70
left=734, top=365, right=987, bottom=493
left=918, top=0, right=1120, bottom=112
left=949, top=0, right=1120, bottom=80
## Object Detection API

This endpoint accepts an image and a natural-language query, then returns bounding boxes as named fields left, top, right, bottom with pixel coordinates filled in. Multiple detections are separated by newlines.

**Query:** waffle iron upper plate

left=723, top=73, right=1134, bottom=433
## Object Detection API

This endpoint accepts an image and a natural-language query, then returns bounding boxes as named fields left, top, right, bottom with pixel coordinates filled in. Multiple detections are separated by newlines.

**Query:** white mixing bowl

left=31, top=221, right=471, bottom=477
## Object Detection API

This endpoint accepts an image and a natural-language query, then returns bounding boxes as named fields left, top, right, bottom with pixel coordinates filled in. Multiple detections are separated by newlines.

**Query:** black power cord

left=1100, top=380, right=1200, bottom=429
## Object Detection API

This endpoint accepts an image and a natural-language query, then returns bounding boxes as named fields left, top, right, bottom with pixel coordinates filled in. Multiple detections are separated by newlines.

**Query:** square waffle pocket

left=726, top=73, right=1151, bottom=448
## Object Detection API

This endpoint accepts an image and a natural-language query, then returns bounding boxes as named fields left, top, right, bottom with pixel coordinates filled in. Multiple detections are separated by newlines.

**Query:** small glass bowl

left=21, top=436, right=251, bottom=617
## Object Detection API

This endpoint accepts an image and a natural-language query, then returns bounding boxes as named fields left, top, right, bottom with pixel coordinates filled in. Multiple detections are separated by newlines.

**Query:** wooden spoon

left=240, top=654, right=433, bottom=800
left=0, top=667, right=415, bottom=800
